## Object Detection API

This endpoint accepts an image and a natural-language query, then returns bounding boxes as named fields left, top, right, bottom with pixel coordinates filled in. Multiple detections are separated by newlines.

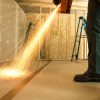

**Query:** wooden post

left=61, top=0, right=73, bottom=13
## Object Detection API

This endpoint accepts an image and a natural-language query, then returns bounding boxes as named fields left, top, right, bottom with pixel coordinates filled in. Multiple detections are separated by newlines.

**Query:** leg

left=74, top=0, right=100, bottom=82
left=87, top=0, right=100, bottom=74
left=86, top=0, right=98, bottom=73
left=95, top=4, right=100, bottom=74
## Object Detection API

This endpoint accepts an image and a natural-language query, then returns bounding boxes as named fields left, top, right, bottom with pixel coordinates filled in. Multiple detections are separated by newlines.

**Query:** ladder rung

left=82, top=35, right=86, bottom=36
left=77, top=36, right=86, bottom=38
left=82, top=37, right=86, bottom=38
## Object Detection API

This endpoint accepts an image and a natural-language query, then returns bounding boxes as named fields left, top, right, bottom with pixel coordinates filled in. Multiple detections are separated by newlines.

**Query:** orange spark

left=0, top=5, right=60, bottom=79
left=0, top=68, right=27, bottom=79
left=13, top=5, right=60, bottom=69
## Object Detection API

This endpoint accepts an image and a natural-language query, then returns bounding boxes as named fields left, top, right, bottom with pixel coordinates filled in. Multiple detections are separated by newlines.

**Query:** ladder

left=71, top=16, right=87, bottom=61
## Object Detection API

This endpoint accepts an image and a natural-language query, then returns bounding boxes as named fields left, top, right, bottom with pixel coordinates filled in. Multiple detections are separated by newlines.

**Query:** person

left=53, top=0, right=100, bottom=82
left=74, top=0, right=100, bottom=82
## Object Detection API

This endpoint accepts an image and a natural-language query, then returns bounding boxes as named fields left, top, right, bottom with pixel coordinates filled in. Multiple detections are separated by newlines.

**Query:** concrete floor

left=0, top=61, right=100, bottom=100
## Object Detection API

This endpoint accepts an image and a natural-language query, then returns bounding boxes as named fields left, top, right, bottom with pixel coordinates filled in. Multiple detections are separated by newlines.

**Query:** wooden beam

left=61, top=0, right=73, bottom=13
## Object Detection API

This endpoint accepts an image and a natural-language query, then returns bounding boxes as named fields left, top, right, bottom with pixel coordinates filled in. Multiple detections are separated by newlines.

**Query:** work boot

left=74, top=71, right=100, bottom=82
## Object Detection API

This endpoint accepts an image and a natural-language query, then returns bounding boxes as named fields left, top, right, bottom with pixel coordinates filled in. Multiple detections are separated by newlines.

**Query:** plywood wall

left=19, top=2, right=88, bottom=60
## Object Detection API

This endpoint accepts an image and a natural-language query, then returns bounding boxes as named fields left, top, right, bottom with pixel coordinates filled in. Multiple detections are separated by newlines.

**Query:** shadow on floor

left=0, top=61, right=51, bottom=100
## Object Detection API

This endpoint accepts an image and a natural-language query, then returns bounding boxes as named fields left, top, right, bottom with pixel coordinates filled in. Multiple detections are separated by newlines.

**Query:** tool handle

left=61, top=0, right=73, bottom=14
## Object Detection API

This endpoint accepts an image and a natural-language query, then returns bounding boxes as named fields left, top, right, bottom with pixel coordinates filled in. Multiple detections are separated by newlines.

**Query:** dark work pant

left=86, top=0, right=100, bottom=74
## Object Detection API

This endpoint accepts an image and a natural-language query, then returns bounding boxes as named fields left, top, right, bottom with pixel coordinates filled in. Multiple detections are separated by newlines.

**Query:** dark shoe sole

left=90, top=78, right=100, bottom=82
left=74, top=78, right=100, bottom=82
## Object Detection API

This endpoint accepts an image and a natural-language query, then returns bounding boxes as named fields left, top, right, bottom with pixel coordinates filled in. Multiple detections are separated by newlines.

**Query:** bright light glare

left=0, top=5, right=60, bottom=79
left=0, top=68, right=27, bottom=79
left=14, top=5, right=60, bottom=70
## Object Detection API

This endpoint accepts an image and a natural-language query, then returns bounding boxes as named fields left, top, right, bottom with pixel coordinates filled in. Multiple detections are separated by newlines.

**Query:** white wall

left=0, top=0, right=26, bottom=63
